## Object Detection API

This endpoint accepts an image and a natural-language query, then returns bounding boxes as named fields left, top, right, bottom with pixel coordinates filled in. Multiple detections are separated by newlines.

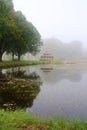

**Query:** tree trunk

left=18, top=53, right=21, bottom=61
left=0, top=53, right=3, bottom=62
left=12, top=52, right=14, bottom=61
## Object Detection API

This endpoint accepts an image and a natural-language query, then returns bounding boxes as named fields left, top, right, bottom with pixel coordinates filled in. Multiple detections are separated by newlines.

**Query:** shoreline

left=0, top=60, right=46, bottom=68
left=0, top=60, right=87, bottom=68
left=0, top=110, right=87, bottom=130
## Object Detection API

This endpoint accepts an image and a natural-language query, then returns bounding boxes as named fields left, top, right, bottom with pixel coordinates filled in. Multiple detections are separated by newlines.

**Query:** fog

left=3, top=38, right=87, bottom=61
left=12, top=0, right=87, bottom=61
left=25, top=38, right=87, bottom=60
left=13, top=0, right=87, bottom=49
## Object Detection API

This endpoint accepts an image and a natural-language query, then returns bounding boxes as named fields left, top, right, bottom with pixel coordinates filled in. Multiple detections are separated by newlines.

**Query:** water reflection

left=6, top=68, right=40, bottom=80
left=19, top=65, right=82, bottom=85
left=39, top=65, right=82, bottom=85
left=24, top=65, right=87, bottom=119
left=40, top=68, right=81, bottom=85
left=40, top=67, right=53, bottom=72
left=0, top=69, right=41, bottom=110
left=1, top=65, right=87, bottom=119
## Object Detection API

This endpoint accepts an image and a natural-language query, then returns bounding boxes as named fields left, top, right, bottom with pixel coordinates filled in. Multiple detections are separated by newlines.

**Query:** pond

left=0, top=64, right=87, bottom=120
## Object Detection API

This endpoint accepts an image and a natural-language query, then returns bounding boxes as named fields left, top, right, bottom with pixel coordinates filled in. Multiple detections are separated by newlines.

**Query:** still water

left=1, top=64, right=87, bottom=119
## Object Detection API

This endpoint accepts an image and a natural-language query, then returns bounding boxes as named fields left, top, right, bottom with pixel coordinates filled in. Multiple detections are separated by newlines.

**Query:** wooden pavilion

left=40, top=52, right=53, bottom=63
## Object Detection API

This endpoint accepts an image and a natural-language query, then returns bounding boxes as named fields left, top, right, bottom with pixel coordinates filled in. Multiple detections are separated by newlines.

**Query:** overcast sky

left=13, top=0, right=87, bottom=48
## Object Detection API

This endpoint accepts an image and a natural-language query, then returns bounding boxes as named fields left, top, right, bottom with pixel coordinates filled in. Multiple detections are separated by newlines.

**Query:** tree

left=25, top=21, right=42, bottom=56
left=7, top=11, right=42, bottom=61
left=0, top=0, right=15, bottom=61
left=0, top=0, right=42, bottom=61
left=6, top=11, right=28, bottom=60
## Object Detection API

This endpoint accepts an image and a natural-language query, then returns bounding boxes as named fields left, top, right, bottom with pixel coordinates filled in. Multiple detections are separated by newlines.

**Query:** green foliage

left=0, top=0, right=42, bottom=61
left=0, top=0, right=16, bottom=61
left=0, top=110, right=87, bottom=130
left=0, top=60, right=46, bottom=68
left=7, top=10, right=42, bottom=61
left=25, top=21, right=42, bottom=55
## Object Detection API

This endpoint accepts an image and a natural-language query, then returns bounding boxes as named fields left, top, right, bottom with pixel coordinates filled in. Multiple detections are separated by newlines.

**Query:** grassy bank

left=0, top=60, right=62, bottom=68
left=0, top=60, right=46, bottom=68
left=53, top=59, right=62, bottom=64
left=0, top=110, right=87, bottom=130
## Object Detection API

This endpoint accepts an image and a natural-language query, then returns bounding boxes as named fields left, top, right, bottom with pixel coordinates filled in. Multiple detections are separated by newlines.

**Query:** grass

left=53, top=59, right=62, bottom=64
left=0, top=60, right=46, bottom=68
left=0, top=110, right=87, bottom=130
left=0, top=59, right=62, bottom=68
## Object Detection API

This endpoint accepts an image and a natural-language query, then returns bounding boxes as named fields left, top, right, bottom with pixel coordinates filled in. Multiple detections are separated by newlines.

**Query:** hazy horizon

left=13, top=0, right=87, bottom=49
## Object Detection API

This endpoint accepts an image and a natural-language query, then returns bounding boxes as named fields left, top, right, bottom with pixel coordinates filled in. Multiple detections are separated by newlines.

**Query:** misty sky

left=13, top=0, right=87, bottom=48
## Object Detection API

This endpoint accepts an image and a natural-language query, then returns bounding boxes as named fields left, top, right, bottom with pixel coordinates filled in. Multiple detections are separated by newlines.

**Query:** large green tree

left=6, top=11, right=29, bottom=61
left=25, top=21, right=42, bottom=55
left=0, top=0, right=42, bottom=61
left=7, top=11, right=41, bottom=61
left=0, top=0, right=15, bottom=61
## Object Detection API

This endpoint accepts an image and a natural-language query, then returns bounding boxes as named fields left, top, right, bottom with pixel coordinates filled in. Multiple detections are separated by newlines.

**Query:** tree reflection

left=0, top=69, right=41, bottom=110
left=6, top=67, right=40, bottom=80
